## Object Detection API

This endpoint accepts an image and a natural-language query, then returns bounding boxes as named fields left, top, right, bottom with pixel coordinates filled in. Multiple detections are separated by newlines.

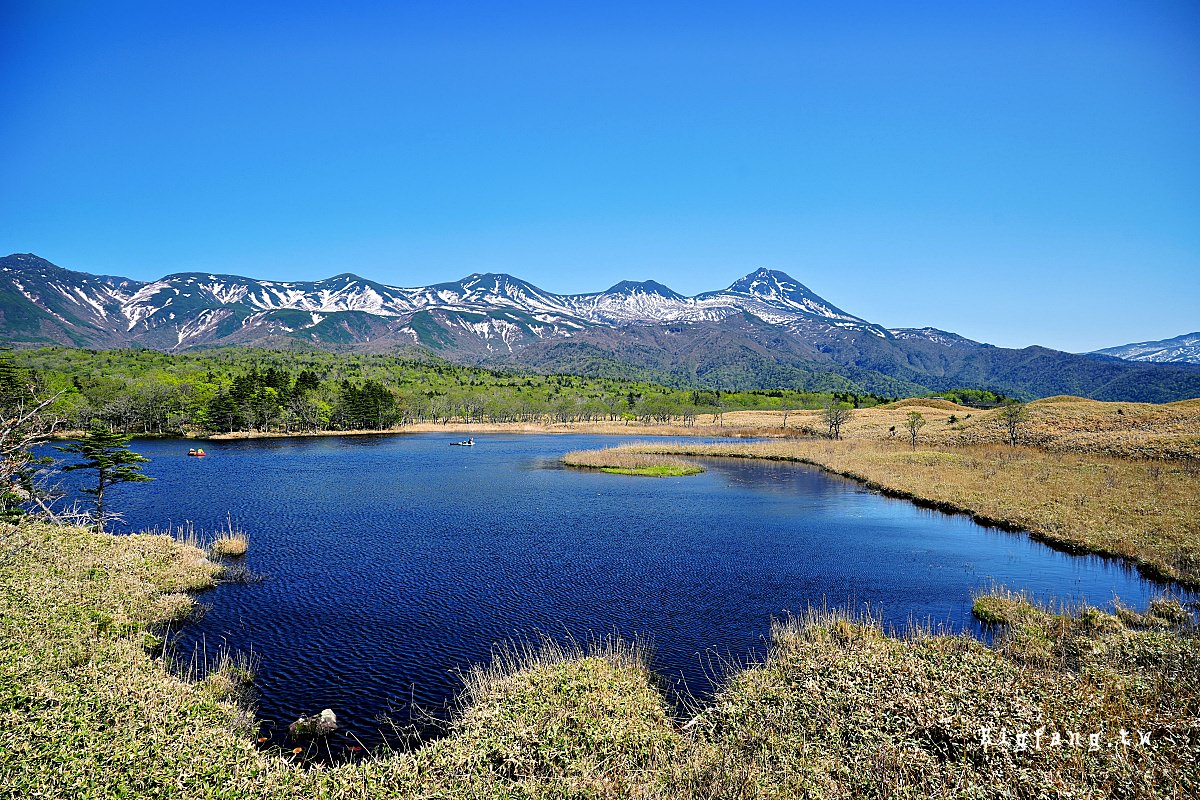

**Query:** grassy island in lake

left=562, top=447, right=704, bottom=477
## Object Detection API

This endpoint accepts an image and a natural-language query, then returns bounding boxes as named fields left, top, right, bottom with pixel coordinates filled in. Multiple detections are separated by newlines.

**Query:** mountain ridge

left=3, top=252, right=1199, bottom=402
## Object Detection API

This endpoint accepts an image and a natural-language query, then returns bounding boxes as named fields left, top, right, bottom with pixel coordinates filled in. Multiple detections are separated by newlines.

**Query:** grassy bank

left=562, top=447, right=705, bottom=477
left=598, top=438, right=1200, bottom=588
left=2, top=520, right=1197, bottom=797
left=713, top=395, right=1200, bottom=461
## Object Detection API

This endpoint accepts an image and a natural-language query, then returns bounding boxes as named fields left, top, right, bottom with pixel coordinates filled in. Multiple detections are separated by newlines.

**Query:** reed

left=161, top=517, right=250, bottom=558
left=456, top=631, right=652, bottom=708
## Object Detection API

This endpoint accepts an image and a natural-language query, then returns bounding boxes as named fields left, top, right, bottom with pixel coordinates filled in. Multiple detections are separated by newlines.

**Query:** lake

left=62, top=433, right=1186, bottom=754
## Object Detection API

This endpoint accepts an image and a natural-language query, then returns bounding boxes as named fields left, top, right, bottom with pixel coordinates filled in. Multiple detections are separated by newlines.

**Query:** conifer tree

left=56, top=423, right=153, bottom=533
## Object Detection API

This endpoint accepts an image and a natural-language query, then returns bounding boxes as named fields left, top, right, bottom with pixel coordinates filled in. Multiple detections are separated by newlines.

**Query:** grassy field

left=713, top=395, right=1200, bottom=461
left=2, top=520, right=1196, bottom=798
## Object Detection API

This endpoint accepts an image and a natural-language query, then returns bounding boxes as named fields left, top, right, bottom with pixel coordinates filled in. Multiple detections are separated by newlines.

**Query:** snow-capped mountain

left=4, top=253, right=1200, bottom=402
left=1092, top=332, right=1200, bottom=365
left=0, top=255, right=884, bottom=352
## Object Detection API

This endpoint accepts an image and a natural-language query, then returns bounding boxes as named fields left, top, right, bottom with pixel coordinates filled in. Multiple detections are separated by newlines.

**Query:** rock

left=288, top=708, right=338, bottom=738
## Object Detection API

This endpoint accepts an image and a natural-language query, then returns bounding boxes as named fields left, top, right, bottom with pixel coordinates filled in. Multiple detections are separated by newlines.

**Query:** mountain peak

left=2, top=253, right=65, bottom=271
left=604, top=280, right=683, bottom=300
left=705, top=266, right=873, bottom=327
left=726, top=268, right=803, bottom=295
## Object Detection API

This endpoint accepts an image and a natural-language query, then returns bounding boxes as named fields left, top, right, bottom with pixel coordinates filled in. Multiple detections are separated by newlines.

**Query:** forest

left=6, top=347, right=893, bottom=435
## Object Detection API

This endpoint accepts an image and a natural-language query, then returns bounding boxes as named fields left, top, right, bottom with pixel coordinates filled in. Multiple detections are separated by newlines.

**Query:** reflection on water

left=57, top=433, right=1189, bottom=754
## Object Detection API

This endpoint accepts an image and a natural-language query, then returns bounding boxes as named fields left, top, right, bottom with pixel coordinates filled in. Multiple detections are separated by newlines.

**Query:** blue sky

left=2, top=1, right=1197, bottom=352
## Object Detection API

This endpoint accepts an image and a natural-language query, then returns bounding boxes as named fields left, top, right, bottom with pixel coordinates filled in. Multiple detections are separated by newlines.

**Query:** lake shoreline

left=605, top=439, right=1200, bottom=590
left=43, top=395, right=1200, bottom=461
left=47, top=421, right=788, bottom=442
left=51, top=415, right=1199, bottom=590
left=205, top=421, right=781, bottom=440
left=7, top=519, right=1195, bottom=797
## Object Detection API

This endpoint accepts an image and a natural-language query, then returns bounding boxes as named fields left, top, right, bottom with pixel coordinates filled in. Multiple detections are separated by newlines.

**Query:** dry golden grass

left=935, top=397, right=1200, bottom=460
left=683, top=601, right=1200, bottom=798
left=723, top=396, right=1200, bottom=460
left=155, top=520, right=251, bottom=558
left=611, top=438, right=1200, bottom=587
left=211, top=532, right=249, bottom=557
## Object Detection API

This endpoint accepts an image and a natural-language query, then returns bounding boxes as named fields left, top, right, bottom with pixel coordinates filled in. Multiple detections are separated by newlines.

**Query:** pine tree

left=56, top=423, right=153, bottom=533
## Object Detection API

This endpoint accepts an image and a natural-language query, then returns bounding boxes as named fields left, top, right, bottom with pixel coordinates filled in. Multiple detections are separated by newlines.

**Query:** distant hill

left=3, top=252, right=1199, bottom=402
left=1092, top=332, right=1200, bottom=365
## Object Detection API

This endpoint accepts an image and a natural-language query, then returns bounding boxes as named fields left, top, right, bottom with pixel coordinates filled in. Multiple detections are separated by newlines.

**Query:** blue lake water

left=58, top=433, right=1186, bottom=754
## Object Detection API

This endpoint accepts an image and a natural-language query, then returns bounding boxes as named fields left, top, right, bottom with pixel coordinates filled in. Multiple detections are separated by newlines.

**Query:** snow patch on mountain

left=175, top=308, right=230, bottom=347
left=199, top=280, right=249, bottom=305
left=889, top=328, right=986, bottom=348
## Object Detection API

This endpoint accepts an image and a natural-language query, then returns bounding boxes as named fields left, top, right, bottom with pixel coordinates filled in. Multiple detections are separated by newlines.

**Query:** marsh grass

left=684, top=594, right=1200, bottom=799
left=456, top=631, right=652, bottom=707
left=171, top=637, right=261, bottom=706
left=718, top=396, right=1200, bottom=460
left=211, top=514, right=250, bottom=557
left=562, top=447, right=703, bottom=477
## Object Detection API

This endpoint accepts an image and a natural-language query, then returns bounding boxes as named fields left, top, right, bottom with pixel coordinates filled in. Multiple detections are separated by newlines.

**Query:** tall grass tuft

left=160, top=517, right=250, bottom=558
left=170, top=635, right=261, bottom=707
left=456, top=631, right=653, bottom=708
left=211, top=514, right=250, bottom=557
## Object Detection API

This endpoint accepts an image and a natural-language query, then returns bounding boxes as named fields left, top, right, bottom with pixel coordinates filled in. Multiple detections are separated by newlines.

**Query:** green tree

left=904, top=410, right=926, bottom=449
left=206, top=387, right=242, bottom=432
left=56, top=424, right=153, bottom=533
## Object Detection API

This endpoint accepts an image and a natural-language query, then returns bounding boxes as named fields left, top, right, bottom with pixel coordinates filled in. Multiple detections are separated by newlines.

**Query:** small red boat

left=187, top=448, right=207, bottom=457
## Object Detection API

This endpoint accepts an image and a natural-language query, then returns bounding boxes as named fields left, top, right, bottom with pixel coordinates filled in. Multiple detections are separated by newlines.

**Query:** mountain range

left=3, top=252, right=1198, bottom=402
left=1092, top=332, right=1200, bottom=366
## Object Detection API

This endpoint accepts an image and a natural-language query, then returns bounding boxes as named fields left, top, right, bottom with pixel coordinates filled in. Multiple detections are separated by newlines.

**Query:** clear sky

left=2, top=1, right=1197, bottom=352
